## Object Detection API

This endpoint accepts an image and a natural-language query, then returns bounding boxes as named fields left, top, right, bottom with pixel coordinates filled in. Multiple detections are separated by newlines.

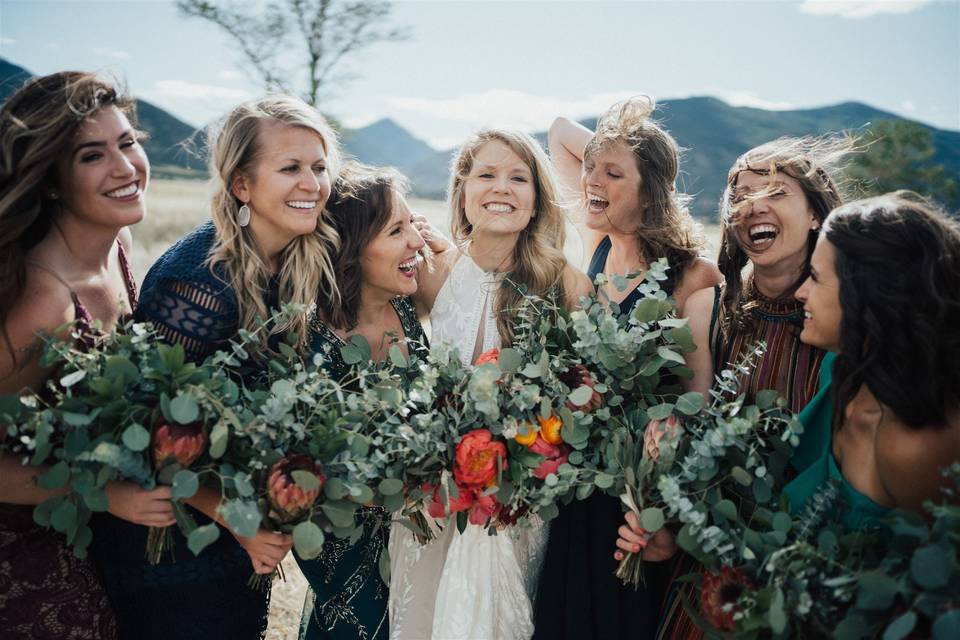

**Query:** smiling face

left=580, top=140, right=643, bottom=233
left=232, top=120, right=331, bottom=252
left=729, top=170, right=819, bottom=275
left=360, top=193, right=425, bottom=299
left=56, top=105, right=149, bottom=229
left=795, top=236, right=842, bottom=352
left=461, top=140, right=537, bottom=238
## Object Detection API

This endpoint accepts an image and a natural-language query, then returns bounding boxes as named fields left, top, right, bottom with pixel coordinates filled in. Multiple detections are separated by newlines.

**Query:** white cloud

left=93, top=46, right=130, bottom=60
left=217, top=69, right=243, bottom=81
left=385, top=89, right=643, bottom=133
left=720, top=91, right=795, bottom=111
left=798, top=0, right=934, bottom=19
left=901, top=99, right=917, bottom=112
left=150, top=80, right=251, bottom=103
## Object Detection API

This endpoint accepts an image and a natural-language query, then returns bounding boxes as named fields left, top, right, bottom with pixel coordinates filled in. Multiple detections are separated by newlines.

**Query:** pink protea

left=643, top=414, right=682, bottom=462
left=267, top=455, right=325, bottom=523
left=152, top=421, right=207, bottom=469
left=700, top=566, right=753, bottom=632
left=559, top=364, right=603, bottom=412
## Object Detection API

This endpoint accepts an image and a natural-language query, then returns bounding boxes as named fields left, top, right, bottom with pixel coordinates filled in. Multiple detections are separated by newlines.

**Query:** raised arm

left=548, top=117, right=592, bottom=198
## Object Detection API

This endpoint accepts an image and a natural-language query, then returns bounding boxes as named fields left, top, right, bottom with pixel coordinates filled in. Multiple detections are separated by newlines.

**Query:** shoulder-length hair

left=319, top=162, right=410, bottom=331
left=585, top=96, right=704, bottom=287
left=716, top=135, right=852, bottom=340
left=825, top=190, right=960, bottom=428
left=448, top=129, right=568, bottom=345
left=0, top=71, right=136, bottom=358
left=206, top=95, right=341, bottom=352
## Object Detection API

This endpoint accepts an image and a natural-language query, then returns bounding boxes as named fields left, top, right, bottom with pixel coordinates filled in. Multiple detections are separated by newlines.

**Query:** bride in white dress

left=392, top=130, right=594, bottom=639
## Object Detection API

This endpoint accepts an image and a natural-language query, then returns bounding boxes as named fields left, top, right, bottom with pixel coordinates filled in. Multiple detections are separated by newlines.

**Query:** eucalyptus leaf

left=321, top=500, right=359, bottom=528
left=121, top=423, right=151, bottom=452
left=675, top=392, right=704, bottom=416
left=640, top=507, right=665, bottom=531
left=378, top=478, right=404, bottom=496
left=568, top=385, right=594, bottom=407
left=293, top=521, right=326, bottom=560
left=171, top=469, right=200, bottom=500
left=187, top=524, right=221, bottom=556
left=221, top=499, right=262, bottom=538
left=883, top=611, right=917, bottom=640
left=646, top=403, right=674, bottom=421
left=37, top=461, right=70, bottom=490
left=209, top=421, right=229, bottom=459
left=169, top=395, right=200, bottom=425
left=910, top=544, right=951, bottom=589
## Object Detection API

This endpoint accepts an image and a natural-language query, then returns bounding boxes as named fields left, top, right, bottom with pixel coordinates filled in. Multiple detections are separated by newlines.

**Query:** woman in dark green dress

left=300, top=162, right=429, bottom=640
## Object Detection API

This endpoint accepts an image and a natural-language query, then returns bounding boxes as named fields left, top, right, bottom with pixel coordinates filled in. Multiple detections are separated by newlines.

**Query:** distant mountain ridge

left=3, top=57, right=957, bottom=217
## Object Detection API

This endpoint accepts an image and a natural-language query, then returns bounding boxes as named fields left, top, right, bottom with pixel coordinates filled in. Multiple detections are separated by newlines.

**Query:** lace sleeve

left=137, top=277, right=238, bottom=364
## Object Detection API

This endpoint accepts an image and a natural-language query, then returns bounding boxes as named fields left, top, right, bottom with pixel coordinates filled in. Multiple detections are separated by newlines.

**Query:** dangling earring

left=237, top=203, right=251, bottom=227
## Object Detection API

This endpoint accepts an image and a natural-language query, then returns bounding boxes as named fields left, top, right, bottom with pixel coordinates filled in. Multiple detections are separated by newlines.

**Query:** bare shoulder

left=118, top=227, right=134, bottom=254
left=876, top=408, right=960, bottom=511
left=0, top=268, right=75, bottom=393
left=414, top=248, right=459, bottom=313
left=562, top=265, right=595, bottom=309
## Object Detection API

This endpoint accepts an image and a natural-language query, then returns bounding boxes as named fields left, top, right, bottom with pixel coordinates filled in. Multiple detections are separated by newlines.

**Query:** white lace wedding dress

left=388, top=253, right=550, bottom=640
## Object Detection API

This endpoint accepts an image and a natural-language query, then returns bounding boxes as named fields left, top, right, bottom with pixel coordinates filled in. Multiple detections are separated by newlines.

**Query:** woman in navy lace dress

left=96, top=95, right=342, bottom=639
left=299, top=162, right=429, bottom=640
left=0, top=72, right=168, bottom=639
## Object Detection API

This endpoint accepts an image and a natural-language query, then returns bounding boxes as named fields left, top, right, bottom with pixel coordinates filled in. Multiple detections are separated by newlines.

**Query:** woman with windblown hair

left=92, top=95, right=341, bottom=639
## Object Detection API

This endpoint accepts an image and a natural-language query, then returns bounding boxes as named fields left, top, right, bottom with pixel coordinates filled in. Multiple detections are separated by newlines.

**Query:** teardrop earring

left=237, top=203, right=251, bottom=227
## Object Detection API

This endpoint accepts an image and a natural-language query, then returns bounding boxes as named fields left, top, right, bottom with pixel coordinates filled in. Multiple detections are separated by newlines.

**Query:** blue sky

left=1, top=0, right=957, bottom=148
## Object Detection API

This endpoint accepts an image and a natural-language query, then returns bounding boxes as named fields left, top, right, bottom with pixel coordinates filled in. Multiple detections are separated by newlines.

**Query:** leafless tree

left=177, top=0, right=408, bottom=105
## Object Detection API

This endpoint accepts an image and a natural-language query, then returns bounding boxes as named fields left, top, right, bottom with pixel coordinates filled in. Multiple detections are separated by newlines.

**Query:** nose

left=409, top=226, right=426, bottom=251
left=111, top=148, right=137, bottom=178
left=584, top=165, right=602, bottom=188
left=299, top=170, right=322, bottom=193
left=795, top=276, right=810, bottom=302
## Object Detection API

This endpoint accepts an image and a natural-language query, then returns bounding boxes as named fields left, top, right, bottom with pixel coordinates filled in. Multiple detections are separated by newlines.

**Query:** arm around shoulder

left=563, top=266, right=595, bottom=311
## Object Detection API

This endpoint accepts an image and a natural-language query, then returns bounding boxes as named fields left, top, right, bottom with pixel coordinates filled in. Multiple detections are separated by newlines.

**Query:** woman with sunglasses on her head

left=389, top=129, right=594, bottom=640
left=786, top=191, right=960, bottom=528
left=535, top=97, right=722, bottom=640
left=299, top=162, right=428, bottom=640
left=0, top=71, right=164, bottom=639
left=93, top=95, right=341, bottom=639
left=615, top=136, right=854, bottom=639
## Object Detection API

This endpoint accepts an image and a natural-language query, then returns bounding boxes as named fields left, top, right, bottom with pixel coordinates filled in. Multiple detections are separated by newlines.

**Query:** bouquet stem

left=410, top=511, right=435, bottom=545
left=615, top=551, right=646, bottom=589
left=146, top=525, right=175, bottom=565
left=248, top=559, right=286, bottom=591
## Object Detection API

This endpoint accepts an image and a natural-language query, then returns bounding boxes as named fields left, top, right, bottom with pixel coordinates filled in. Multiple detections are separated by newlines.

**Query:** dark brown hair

left=826, top=191, right=960, bottom=428
left=0, top=71, right=136, bottom=359
left=319, top=162, right=409, bottom=331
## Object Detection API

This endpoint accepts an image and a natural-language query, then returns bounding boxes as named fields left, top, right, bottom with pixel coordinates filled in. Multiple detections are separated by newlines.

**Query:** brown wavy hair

left=716, top=135, right=854, bottom=340
left=584, top=96, right=703, bottom=286
left=825, top=191, right=960, bottom=429
left=0, top=71, right=136, bottom=361
left=448, top=129, right=568, bottom=345
left=319, top=162, right=411, bottom=331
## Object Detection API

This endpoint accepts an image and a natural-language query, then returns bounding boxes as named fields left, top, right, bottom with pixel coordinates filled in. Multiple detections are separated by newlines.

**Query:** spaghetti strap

left=116, top=240, right=138, bottom=311
left=708, top=284, right=722, bottom=366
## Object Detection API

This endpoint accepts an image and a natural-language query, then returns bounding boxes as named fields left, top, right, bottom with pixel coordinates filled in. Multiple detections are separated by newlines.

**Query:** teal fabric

left=785, top=352, right=891, bottom=530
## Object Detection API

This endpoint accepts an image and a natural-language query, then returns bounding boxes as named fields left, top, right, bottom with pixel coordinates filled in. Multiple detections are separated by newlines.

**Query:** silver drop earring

left=237, top=203, right=251, bottom=227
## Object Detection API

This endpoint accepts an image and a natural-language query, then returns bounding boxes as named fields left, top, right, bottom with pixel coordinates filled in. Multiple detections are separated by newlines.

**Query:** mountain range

left=3, top=57, right=958, bottom=217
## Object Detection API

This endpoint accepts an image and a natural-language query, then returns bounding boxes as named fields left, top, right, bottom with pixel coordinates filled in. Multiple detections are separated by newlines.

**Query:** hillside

left=3, top=57, right=957, bottom=216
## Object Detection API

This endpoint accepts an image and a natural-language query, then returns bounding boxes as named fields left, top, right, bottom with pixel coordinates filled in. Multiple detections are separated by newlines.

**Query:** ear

left=231, top=172, right=250, bottom=203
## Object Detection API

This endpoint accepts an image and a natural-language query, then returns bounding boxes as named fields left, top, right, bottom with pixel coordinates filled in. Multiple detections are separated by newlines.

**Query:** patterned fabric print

left=429, top=252, right=501, bottom=366
left=0, top=239, right=138, bottom=640
left=298, top=507, right=389, bottom=640
left=711, top=281, right=825, bottom=414
left=137, top=222, right=240, bottom=363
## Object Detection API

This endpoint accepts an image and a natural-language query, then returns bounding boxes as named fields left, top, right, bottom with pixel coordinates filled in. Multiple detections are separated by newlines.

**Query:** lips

left=745, top=223, right=779, bottom=251
left=586, top=193, right=608, bottom=214
left=105, top=181, right=140, bottom=199
left=398, top=256, right=419, bottom=277
left=287, top=200, right=318, bottom=210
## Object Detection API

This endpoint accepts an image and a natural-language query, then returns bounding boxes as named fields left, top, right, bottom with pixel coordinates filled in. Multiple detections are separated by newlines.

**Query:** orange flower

left=454, top=429, right=507, bottom=489
left=152, top=421, right=207, bottom=469
left=267, top=455, right=325, bottom=524
left=473, top=348, right=500, bottom=366
left=538, top=414, right=564, bottom=445
left=514, top=421, right=539, bottom=446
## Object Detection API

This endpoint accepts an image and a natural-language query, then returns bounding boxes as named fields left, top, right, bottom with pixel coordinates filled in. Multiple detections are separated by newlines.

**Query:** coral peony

left=468, top=492, right=501, bottom=526
left=559, top=364, right=603, bottom=412
left=538, top=414, right=564, bottom=445
left=473, top=348, right=500, bottom=367
left=530, top=436, right=570, bottom=480
left=700, top=566, right=753, bottom=632
left=267, top=455, right=326, bottom=523
left=643, top=414, right=682, bottom=462
left=454, top=429, right=507, bottom=489
left=152, top=421, right=207, bottom=469
left=423, top=482, right=475, bottom=518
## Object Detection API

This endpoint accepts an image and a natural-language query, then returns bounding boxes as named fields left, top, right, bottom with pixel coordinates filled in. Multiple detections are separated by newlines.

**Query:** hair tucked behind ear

left=825, top=191, right=960, bottom=429
left=0, top=71, right=135, bottom=361
left=205, top=95, right=341, bottom=354
left=448, top=129, right=569, bottom=345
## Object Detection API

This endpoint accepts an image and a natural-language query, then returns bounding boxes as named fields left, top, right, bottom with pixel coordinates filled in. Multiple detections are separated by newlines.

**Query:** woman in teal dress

left=300, top=162, right=429, bottom=640
left=787, top=190, right=960, bottom=528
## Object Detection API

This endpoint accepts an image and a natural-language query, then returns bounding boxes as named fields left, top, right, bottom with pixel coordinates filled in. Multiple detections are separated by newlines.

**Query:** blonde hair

left=716, top=135, right=855, bottom=338
left=206, top=95, right=341, bottom=352
left=584, top=96, right=703, bottom=284
left=448, top=129, right=568, bottom=345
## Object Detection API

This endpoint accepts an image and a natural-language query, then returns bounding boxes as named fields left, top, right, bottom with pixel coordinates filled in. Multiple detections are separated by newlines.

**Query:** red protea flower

left=267, top=455, right=326, bottom=523
left=700, top=566, right=753, bottom=632
left=152, top=421, right=207, bottom=469
left=559, top=364, right=603, bottom=412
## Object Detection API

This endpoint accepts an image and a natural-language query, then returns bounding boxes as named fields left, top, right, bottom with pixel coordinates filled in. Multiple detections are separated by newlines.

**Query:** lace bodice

left=430, top=252, right=502, bottom=366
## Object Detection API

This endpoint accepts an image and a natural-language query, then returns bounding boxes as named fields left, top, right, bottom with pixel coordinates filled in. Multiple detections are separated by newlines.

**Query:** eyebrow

left=73, top=130, right=134, bottom=156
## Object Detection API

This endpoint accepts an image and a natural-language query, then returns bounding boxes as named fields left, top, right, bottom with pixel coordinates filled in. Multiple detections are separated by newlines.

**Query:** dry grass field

left=130, top=179, right=721, bottom=638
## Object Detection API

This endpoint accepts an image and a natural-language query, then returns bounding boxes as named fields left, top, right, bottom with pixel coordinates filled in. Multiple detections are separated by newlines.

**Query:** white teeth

left=484, top=203, right=513, bottom=213
left=804, top=311, right=812, bottom=319
left=106, top=183, right=138, bottom=198
left=287, top=201, right=317, bottom=209
left=398, top=257, right=418, bottom=270
left=748, top=224, right=778, bottom=244
left=587, top=194, right=608, bottom=206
